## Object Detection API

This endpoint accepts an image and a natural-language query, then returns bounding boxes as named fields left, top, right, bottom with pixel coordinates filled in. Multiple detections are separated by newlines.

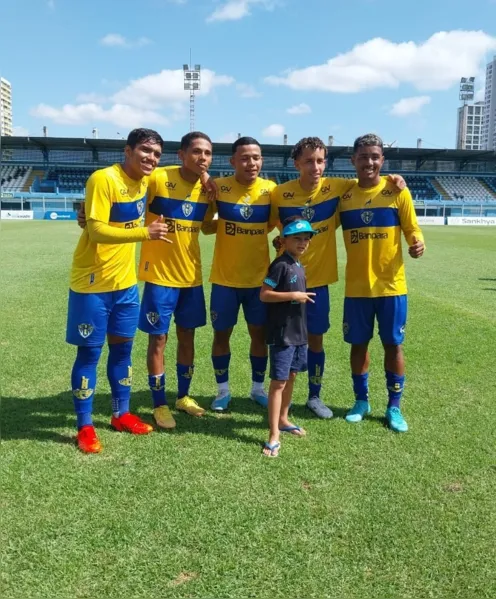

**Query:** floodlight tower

left=183, top=60, right=201, bottom=132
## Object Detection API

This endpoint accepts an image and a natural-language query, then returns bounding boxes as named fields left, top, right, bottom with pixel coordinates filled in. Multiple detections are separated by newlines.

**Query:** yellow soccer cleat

left=153, top=405, right=177, bottom=429
left=175, top=395, right=205, bottom=417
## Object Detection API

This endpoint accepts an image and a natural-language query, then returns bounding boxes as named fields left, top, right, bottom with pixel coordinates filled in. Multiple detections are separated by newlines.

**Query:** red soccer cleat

left=77, top=425, right=102, bottom=454
left=110, top=412, right=153, bottom=435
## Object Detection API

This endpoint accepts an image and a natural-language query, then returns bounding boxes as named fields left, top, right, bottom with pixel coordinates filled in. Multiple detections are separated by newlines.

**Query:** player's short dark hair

left=126, top=128, right=164, bottom=150
left=281, top=215, right=309, bottom=228
left=353, top=133, right=384, bottom=154
left=180, top=131, right=212, bottom=151
left=291, top=137, right=327, bottom=161
left=232, top=136, right=261, bottom=155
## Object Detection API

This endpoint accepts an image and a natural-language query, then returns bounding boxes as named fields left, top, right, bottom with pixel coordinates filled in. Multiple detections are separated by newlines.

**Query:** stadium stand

left=0, top=165, right=32, bottom=191
left=403, top=175, right=438, bottom=200
left=435, top=176, right=496, bottom=202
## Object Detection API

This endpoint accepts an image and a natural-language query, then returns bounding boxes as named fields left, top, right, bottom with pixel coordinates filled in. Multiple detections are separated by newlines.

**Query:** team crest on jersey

left=182, top=200, right=193, bottom=218
left=301, top=206, right=315, bottom=221
left=146, top=312, right=159, bottom=325
left=240, top=205, right=253, bottom=220
left=137, top=200, right=145, bottom=216
left=361, top=210, right=374, bottom=225
left=78, top=324, right=94, bottom=339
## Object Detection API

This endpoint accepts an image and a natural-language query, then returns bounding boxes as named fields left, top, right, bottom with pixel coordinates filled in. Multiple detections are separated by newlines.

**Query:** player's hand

left=148, top=215, right=172, bottom=243
left=409, top=235, right=424, bottom=258
left=292, top=291, right=316, bottom=304
left=387, top=174, right=406, bottom=191
left=272, top=235, right=282, bottom=252
left=200, top=172, right=218, bottom=202
left=77, top=203, right=87, bottom=229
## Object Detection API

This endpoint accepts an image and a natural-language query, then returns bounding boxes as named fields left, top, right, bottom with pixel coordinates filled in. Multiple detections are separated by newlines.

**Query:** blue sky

left=1, top=0, right=496, bottom=148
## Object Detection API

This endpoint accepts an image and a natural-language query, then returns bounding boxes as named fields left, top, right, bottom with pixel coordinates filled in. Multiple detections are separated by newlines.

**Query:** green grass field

left=1, top=222, right=495, bottom=599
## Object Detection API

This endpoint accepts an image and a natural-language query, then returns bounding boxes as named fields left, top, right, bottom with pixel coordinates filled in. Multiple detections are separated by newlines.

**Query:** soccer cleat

left=250, top=389, right=268, bottom=408
left=175, top=396, right=205, bottom=417
left=210, top=391, right=231, bottom=412
left=385, top=407, right=408, bottom=433
left=153, top=405, right=176, bottom=429
left=306, top=396, right=334, bottom=419
left=345, top=400, right=371, bottom=423
left=111, top=412, right=153, bottom=435
left=77, top=425, right=102, bottom=454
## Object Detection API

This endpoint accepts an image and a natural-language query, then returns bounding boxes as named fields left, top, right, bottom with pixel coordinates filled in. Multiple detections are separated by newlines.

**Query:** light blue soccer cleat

left=210, top=391, right=232, bottom=412
left=250, top=389, right=268, bottom=408
left=385, top=407, right=408, bottom=433
left=345, top=400, right=371, bottom=423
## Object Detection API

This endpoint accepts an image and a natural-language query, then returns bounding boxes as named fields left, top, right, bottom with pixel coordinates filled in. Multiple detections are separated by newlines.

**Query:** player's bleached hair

left=126, top=128, right=164, bottom=150
left=291, top=137, right=327, bottom=161
left=353, top=133, right=384, bottom=154
left=232, top=136, right=261, bottom=155
left=180, top=131, right=212, bottom=151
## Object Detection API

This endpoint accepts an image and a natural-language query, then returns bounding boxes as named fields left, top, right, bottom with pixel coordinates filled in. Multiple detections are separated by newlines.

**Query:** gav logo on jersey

left=321, top=185, right=331, bottom=194
left=182, top=199, right=193, bottom=218
left=301, top=199, right=315, bottom=221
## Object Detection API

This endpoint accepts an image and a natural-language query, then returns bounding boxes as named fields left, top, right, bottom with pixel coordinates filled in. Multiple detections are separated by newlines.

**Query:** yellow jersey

left=138, top=166, right=214, bottom=288
left=270, top=177, right=354, bottom=287
left=209, top=176, right=277, bottom=288
left=70, top=164, right=147, bottom=293
left=339, top=179, right=424, bottom=298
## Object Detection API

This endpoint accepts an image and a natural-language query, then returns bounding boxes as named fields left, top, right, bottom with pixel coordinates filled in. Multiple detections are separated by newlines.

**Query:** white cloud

left=12, top=126, right=29, bottom=136
left=218, top=132, right=238, bottom=143
left=286, top=102, right=311, bottom=115
left=207, top=0, right=278, bottom=22
left=100, top=34, right=152, bottom=48
left=390, top=96, right=431, bottom=117
left=31, top=103, right=168, bottom=128
left=266, top=30, right=496, bottom=93
left=236, top=83, right=262, bottom=98
left=30, top=67, right=234, bottom=130
left=262, top=123, right=285, bottom=138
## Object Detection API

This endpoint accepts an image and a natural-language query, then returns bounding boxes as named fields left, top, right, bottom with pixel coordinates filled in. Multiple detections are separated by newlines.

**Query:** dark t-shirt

left=264, top=252, right=308, bottom=346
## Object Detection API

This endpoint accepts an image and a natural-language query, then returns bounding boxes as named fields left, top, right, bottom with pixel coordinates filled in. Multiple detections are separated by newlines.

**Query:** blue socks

left=250, top=354, right=267, bottom=384
left=308, top=349, right=325, bottom=399
left=148, top=373, right=166, bottom=408
left=386, top=371, right=405, bottom=409
left=352, top=373, right=369, bottom=402
left=71, top=345, right=102, bottom=429
left=107, top=341, right=133, bottom=417
left=212, top=353, right=231, bottom=384
left=177, top=364, right=194, bottom=399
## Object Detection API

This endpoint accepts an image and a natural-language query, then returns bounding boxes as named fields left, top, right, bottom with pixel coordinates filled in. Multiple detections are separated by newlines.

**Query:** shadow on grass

left=482, top=288, right=496, bottom=292
left=478, top=278, right=496, bottom=281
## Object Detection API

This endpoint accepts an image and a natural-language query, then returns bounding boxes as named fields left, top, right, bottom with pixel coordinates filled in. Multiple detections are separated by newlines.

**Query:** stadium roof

left=2, top=136, right=496, bottom=165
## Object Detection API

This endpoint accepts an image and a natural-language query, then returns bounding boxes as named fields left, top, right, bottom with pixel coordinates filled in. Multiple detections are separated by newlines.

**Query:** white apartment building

left=456, top=101, right=484, bottom=150
left=1, top=77, right=13, bottom=136
left=482, top=56, right=496, bottom=151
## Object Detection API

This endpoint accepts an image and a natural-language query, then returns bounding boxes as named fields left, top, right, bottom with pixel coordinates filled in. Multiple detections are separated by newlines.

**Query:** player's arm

left=398, top=187, right=425, bottom=258
left=201, top=201, right=218, bottom=235
left=200, top=172, right=218, bottom=202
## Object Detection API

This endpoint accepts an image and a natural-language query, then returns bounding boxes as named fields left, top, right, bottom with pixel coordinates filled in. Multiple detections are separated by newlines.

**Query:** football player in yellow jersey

left=137, top=132, right=216, bottom=428
left=209, top=137, right=277, bottom=412
left=66, top=128, right=170, bottom=453
left=340, top=134, right=425, bottom=433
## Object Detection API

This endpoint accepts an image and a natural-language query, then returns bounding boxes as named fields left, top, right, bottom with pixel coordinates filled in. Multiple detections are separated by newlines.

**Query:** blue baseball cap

left=282, top=219, right=315, bottom=237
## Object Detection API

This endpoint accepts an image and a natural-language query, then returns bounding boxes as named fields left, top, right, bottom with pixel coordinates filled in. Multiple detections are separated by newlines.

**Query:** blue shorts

left=66, top=285, right=139, bottom=346
left=343, top=295, right=407, bottom=345
left=138, top=282, right=206, bottom=334
left=269, top=344, right=308, bottom=381
left=210, top=284, right=267, bottom=331
left=307, top=286, right=330, bottom=335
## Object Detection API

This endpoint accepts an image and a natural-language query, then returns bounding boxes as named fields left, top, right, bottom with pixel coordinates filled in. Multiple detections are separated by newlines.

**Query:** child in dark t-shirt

left=260, top=217, right=315, bottom=457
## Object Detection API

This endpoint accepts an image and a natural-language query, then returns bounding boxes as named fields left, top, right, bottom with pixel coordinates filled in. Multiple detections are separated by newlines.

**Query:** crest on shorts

left=78, top=324, right=94, bottom=339
left=182, top=200, right=193, bottom=218
left=343, top=322, right=350, bottom=335
left=361, top=210, right=373, bottom=225
left=210, top=310, right=218, bottom=322
left=137, top=200, right=145, bottom=216
left=146, top=312, right=159, bottom=325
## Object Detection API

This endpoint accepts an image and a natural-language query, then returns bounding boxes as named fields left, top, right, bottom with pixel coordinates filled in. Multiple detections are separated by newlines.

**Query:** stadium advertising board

left=447, top=216, right=496, bottom=226
left=44, top=211, right=77, bottom=220
left=417, top=216, right=444, bottom=225
left=1, top=210, right=34, bottom=220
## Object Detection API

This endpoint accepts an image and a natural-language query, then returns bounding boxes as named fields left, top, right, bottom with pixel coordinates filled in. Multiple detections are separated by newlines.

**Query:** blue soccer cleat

left=345, top=400, right=371, bottom=423
left=385, top=407, right=408, bottom=433
left=210, top=391, right=232, bottom=412
left=250, top=389, right=268, bottom=408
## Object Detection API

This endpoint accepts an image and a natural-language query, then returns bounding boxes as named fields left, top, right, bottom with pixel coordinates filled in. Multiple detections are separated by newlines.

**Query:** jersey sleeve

left=398, top=187, right=424, bottom=246
left=329, top=177, right=356, bottom=195
left=269, top=188, right=282, bottom=232
left=263, top=260, right=287, bottom=289
left=87, top=220, right=150, bottom=243
left=85, top=170, right=112, bottom=223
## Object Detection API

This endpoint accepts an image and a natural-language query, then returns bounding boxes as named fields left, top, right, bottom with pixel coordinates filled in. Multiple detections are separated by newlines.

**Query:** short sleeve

left=264, top=260, right=287, bottom=289
left=85, top=170, right=112, bottom=224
